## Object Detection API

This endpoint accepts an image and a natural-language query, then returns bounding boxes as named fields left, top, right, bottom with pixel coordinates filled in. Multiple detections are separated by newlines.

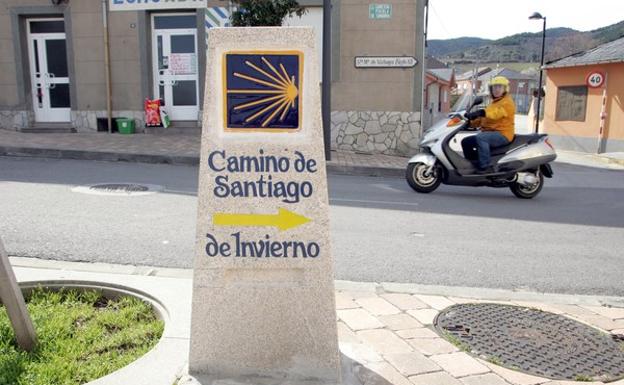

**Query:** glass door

left=27, top=19, right=71, bottom=122
left=152, top=14, right=199, bottom=121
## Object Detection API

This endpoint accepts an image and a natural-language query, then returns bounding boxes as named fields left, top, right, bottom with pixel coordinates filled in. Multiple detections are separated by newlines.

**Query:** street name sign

left=369, top=4, right=392, bottom=19
left=0, top=238, right=37, bottom=352
left=355, top=56, right=418, bottom=68
left=189, top=27, right=340, bottom=385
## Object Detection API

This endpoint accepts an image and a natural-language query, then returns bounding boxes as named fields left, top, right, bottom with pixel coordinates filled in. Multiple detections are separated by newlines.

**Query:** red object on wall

left=144, top=99, right=162, bottom=126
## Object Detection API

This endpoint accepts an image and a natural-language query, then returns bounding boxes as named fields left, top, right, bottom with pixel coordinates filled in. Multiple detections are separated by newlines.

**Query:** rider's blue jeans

left=461, top=132, right=510, bottom=169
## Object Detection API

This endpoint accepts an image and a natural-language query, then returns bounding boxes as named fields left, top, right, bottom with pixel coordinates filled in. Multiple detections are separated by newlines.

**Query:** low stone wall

left=0, top=109, right=145, bottom=132
left=331, top=111, right=422, bottom=156
left=0, top=110, right=31, bottom=130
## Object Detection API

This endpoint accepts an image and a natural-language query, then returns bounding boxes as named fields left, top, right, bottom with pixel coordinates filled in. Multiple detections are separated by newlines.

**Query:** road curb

left=0, top=145, right=199, bottom=165
left=11, top=257, right=624, bottom=309
left=0, top=145, right=406, bottom=178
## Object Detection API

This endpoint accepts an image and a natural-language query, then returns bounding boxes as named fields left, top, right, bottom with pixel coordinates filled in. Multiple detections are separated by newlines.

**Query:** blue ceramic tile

left=225, top=53, right=301, bottom=130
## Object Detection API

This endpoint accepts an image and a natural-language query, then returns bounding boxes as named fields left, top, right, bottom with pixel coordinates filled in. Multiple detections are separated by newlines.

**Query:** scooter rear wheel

left=510, top=172, right=544, bottom=199
left=406, top=162, right=441, bottom=193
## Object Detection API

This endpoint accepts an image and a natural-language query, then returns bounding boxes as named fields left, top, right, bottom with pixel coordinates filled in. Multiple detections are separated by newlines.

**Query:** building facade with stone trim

left=0, top=0, right=426, bottom=156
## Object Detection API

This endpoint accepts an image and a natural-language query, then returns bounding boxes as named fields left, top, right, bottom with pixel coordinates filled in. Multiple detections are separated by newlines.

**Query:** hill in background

left=428, top=20, right=624, bottom=65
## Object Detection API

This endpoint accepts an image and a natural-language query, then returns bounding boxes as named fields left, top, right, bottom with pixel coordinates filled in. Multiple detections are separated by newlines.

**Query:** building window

left=556, top=86, right=587, bottom=122
left=518, top=82, right=525, bottom=89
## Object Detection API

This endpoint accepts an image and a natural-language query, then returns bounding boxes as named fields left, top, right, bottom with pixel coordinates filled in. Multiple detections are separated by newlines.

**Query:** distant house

left=423, top=68, right=455, bottom=128
left=455, top=67, right=492, bottom=95
left=476, top=68, right=537, bottom=114
left=454, top=67, right=536, bottom=114
left=542, top=36, right=624, bottom=153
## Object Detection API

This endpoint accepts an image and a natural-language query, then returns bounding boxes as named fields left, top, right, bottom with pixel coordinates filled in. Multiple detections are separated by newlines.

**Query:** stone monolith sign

left=189, top=27, right=340, bottom=385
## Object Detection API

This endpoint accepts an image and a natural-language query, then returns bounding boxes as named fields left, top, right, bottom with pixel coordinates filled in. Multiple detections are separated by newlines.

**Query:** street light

left=529, top=12, right=546, bottom=134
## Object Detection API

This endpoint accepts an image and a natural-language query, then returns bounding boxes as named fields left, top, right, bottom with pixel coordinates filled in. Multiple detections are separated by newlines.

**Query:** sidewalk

left=9, top=256, right=624, bottom=385
left=1, top=129, right=623, bottom=174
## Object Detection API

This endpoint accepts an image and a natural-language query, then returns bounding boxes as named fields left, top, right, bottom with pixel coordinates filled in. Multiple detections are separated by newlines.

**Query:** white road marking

left=330, top=198, right=419, bottom=206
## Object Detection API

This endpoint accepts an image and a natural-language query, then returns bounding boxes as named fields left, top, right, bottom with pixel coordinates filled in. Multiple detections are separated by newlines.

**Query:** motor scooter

left=406, top=97, right=557, bottom=199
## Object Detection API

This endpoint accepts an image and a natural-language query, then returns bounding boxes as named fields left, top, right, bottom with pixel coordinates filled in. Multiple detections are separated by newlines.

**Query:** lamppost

left=529, top=12, right=546, bottom=134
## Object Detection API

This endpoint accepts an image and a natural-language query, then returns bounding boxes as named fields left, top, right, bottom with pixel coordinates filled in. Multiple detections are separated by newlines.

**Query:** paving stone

left=512, top=301, right=565, bottom=315
left=356, top=297, right=402, bottom=316
left=550, top=304, right=599, bottom=318
left=397, top=328, right=440, bottom=339
left=408, top=338, right=459, bottom=356
left=413, top=295, right=455, bottom=311
left=378, top=314, right=423, bottom=331
left=367, top=362, right=414, bottom=385
left=460, top=373, right=512, bottom=385
left=381, top=293, right=429, bottom=310
left=407, top=309, right=439, bottom=325
left=335, top=292, right=359, bottom=310
left=337, top=308, right=384, bottom=331
left=575, top=314, right=624, bottom=331
left=356, top=329, right=413, bottom=354
left=612, top=329, right=624, bottom=335
left=447, top=297, right=480, bottom=304
left=384, top=352, right=441, bottom=376
left=543, top=381, right=604, bottom=385
left=430, top=353, right=489, bottom=378
left=581, top=305, right=624, bottom=320
left=484, top=362, right=549, bottom=385
left=337, top=321, right=361, bottom=344
left=409, top=372, right=463, bottom=385
left=339, top=341, right=384, bottom=363
left=340, top=290, right=380, bottom=300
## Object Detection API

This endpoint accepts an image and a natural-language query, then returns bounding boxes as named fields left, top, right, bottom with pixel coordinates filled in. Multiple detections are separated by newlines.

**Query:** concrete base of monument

left=11, top=265, right=192, bottom=385
left=9, top=259, right=404, bottom=385
left=180, top=353, right=394, bottom=385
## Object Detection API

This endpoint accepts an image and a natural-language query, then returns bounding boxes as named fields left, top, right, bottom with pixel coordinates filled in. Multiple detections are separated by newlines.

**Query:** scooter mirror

left=473, top=96, right=484, bottom=106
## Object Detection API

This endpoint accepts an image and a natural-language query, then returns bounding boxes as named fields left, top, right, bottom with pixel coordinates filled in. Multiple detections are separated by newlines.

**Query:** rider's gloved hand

left=464, top=109, right=486, bottom=121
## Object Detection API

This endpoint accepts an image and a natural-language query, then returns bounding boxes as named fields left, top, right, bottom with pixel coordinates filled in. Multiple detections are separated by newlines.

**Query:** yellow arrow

left=213, top=208, right=311, bottom=231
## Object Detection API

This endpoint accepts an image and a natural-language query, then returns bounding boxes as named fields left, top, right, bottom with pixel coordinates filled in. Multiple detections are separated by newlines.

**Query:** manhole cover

left=435, top=303, right=624, bottom=382
left=72, top=183, right=163, bottom=196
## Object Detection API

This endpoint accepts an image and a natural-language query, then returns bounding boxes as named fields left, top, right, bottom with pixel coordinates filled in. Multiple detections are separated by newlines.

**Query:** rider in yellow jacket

left=461, top=76, right=516, bottom=173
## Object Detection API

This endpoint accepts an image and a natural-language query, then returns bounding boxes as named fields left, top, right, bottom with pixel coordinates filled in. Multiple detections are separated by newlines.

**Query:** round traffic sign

left=586, top=71, right=606, bottom=88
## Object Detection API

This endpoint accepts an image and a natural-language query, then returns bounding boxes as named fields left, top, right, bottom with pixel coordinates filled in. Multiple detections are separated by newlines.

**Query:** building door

left=27, top=19, right=71, bottom=123
left=152, top=14, right=199, bottom=121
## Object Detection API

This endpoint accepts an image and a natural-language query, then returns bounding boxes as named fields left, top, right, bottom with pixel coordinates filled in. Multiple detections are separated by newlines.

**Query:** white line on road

left=330, top=198, right=419, bottom=206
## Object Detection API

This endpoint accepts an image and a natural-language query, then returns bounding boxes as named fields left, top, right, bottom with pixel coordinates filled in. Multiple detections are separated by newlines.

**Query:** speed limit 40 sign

left=586, top=71, right=606, bottom=88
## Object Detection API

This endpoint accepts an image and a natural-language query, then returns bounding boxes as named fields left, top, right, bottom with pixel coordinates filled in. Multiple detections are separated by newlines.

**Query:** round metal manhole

left=71, top=183, right=163, bottom=196
left=435, top=303, right=624, bottom=382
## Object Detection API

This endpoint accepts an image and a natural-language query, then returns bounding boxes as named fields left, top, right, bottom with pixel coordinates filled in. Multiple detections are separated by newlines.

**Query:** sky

left=427, top=0, right=624, bottom=40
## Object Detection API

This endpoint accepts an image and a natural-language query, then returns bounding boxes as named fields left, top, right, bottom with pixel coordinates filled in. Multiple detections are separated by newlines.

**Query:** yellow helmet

left=489, top=76, right=510, bottom=94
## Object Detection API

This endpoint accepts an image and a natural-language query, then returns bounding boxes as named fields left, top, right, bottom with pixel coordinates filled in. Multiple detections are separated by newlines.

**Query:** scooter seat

left=490, top=134, right=546, bottom=156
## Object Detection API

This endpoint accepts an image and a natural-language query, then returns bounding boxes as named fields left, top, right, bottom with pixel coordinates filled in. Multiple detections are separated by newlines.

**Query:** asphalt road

left=1, top=156, right=623, bottom=296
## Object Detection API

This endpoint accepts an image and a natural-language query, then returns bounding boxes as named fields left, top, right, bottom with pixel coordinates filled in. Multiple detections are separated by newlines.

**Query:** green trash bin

left=116, top=118, right=135, bottom=135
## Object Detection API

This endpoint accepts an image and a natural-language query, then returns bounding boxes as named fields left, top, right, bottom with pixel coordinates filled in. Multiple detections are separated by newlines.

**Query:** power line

left=428, top=0, right=452, bottom=39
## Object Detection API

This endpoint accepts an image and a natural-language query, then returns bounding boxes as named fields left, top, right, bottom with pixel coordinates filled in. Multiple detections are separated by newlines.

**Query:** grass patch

left=442, top=332, right=471, bottom=352
left=0, top=287, right=164, bottom=385
left=486, top=356, right=503, bottom=366
left=574, top=374, right=594, bottom=382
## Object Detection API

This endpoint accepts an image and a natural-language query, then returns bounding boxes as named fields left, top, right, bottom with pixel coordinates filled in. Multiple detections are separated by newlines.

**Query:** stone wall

left=0, top=111, right=31, bottom=131
left=331, top=111, right=422, bottom=156
left=0, top=109, right=144, bottom=132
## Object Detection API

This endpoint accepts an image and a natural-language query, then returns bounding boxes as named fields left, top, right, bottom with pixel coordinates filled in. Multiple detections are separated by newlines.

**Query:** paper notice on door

left=170, top=53, right=197, bottom=75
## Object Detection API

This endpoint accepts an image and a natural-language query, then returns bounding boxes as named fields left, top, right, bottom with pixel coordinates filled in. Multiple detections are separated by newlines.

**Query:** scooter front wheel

left=406, top=162, right=441, bottom=193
